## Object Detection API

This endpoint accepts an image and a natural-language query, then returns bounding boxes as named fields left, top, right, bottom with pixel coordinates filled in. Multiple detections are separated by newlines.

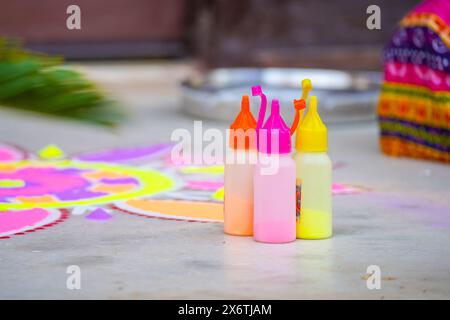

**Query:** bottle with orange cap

left=293, top=93, right=332, bottom=239
left=224, top=95, right=257, bottom=236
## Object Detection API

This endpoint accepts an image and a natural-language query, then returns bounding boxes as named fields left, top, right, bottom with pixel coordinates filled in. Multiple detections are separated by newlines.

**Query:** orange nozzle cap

left=294, top=99, right=306, bottom=110
left=229, top=95, right=257, bottom=150
left=290, top=99, right=306, bottom=135
left=241, top=95, right=250, bottom=112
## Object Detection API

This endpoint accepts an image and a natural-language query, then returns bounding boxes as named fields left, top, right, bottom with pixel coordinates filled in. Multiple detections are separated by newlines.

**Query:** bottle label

left=296, top=178, right=302, bottom=221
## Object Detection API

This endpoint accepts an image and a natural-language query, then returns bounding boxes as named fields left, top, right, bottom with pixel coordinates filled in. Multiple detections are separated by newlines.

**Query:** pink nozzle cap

left=258, top=99, right=291, bottom=154
left=251, top=85, right=262, bottom=96
left=252, top=85, right=268, bottom=150
left=251, top=85, right=267, bottom=130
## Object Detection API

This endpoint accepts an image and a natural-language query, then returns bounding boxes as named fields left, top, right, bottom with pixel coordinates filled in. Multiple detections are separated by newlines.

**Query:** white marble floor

left=0, top=61, right=449, bottom=299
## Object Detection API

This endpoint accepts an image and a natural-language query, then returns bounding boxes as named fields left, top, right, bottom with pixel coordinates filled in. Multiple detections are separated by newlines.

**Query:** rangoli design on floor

left=0, top=161, right=175, bottom=210
left=0, top=142, right=365, bottom=239
left=0, top=208, right=68, bottom=239
left=0, top=143, right=28, bottom=162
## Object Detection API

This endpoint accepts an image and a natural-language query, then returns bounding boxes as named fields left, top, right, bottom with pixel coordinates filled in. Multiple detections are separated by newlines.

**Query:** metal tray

left=180, top=68, right=382, bottom=124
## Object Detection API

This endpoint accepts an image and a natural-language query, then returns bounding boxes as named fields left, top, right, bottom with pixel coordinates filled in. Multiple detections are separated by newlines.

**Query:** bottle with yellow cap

left=293, top=95, right=332, bottom=239
left=224, top=95, right=257, bottom=236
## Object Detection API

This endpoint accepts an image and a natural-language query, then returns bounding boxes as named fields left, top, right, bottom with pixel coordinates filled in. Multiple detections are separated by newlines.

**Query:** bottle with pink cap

left=253, top=99, right=297, bottom=243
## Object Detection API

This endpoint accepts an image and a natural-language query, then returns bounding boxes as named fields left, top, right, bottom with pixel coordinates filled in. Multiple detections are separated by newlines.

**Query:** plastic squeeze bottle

left=293, top=96, right=332, bottom=239
left=253, top=99, right=296, bottom=243
left=224, top=95, right=257, bottom=236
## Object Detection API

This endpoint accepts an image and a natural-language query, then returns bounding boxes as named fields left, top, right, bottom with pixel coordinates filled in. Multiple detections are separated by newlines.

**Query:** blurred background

left=0, top=0, right=420, bottom=153
left=1, top=0, right=418, bottom=68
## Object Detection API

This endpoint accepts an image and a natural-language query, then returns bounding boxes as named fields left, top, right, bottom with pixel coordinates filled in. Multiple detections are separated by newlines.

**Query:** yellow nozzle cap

left=301, top=79, right=312, bottom=100
left=296, top=96, right=327, bottom=152
left=294, top=78, right=313, bottom=142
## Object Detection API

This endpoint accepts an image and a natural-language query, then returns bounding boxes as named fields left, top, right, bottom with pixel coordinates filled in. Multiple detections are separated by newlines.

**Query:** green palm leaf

left=0, top=38, right=123, bottom=126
